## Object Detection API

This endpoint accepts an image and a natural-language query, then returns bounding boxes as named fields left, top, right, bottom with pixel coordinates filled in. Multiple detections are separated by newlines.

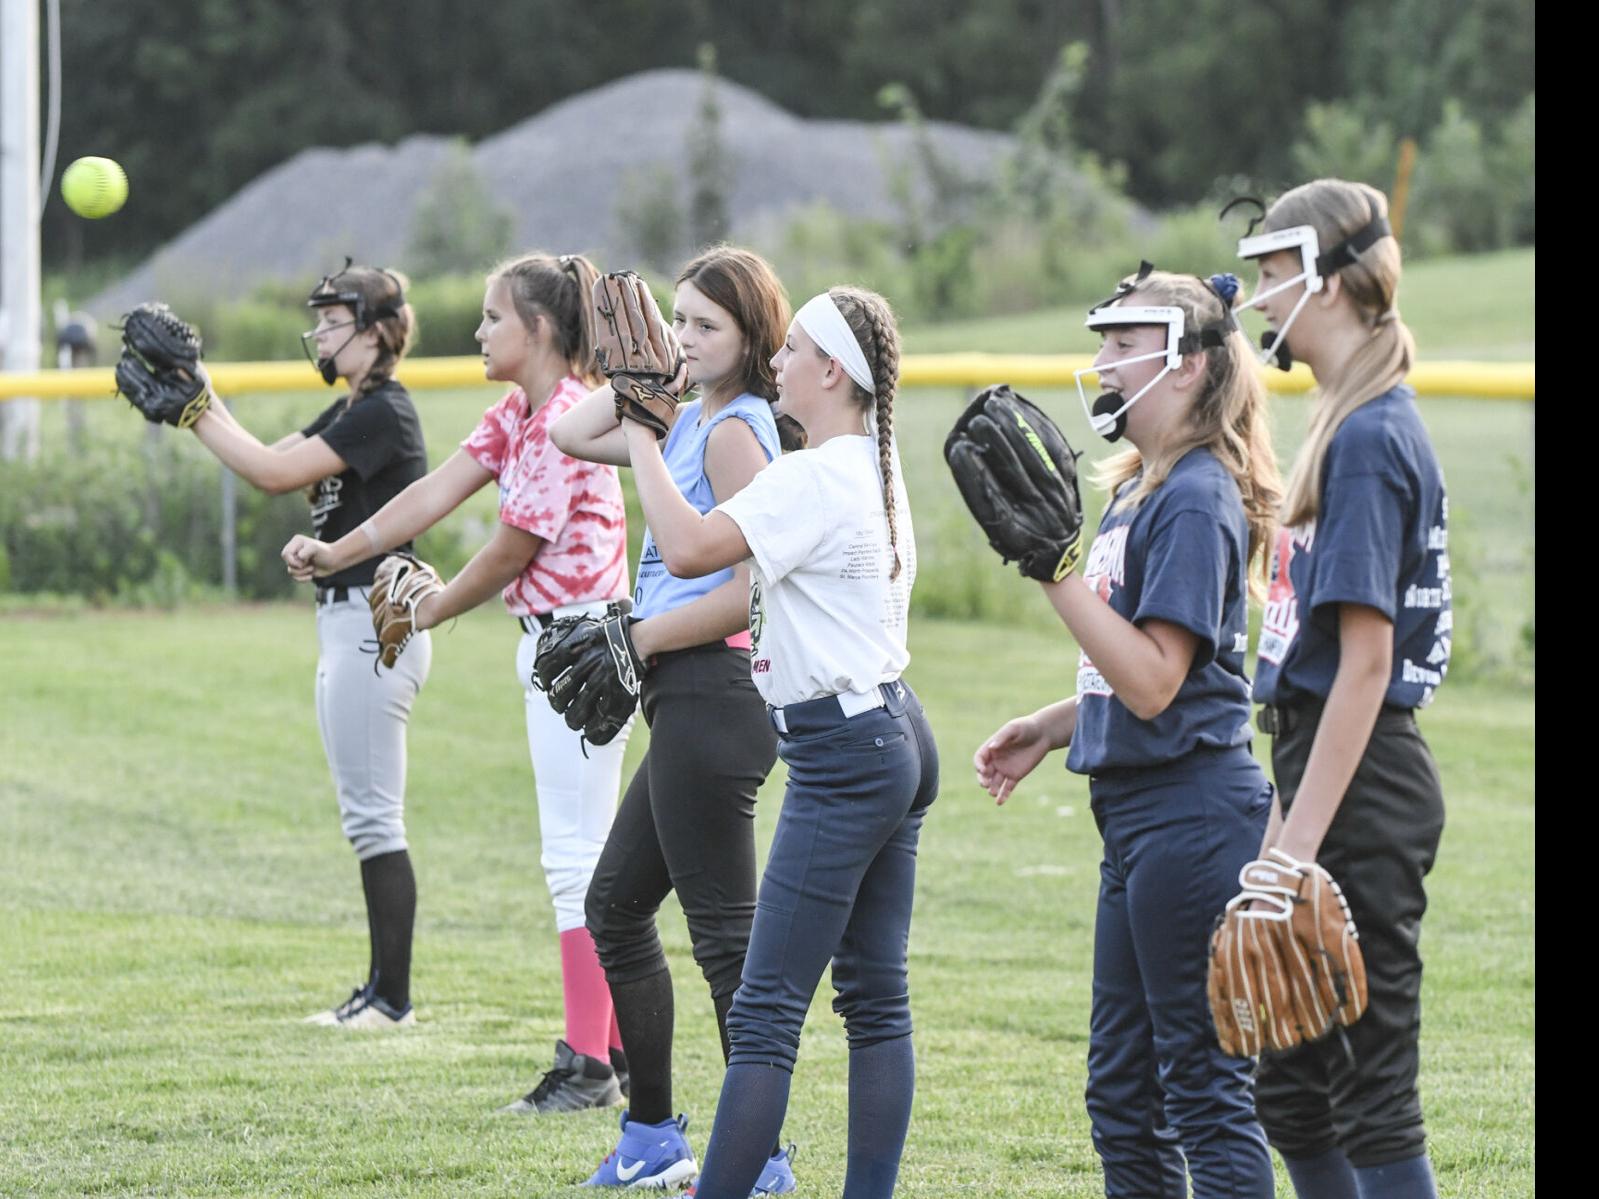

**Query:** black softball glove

left=114, top=301, right=210, bottom=428
left=531, top=600, right=648, bottom=747
left=944, top=383, right=1085, bottom=583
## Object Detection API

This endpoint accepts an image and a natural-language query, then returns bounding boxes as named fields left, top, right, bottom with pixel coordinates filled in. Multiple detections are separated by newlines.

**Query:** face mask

left=301, top=319, right=359, bottom=386
left=1074, top=345, right=1178, bottom=443
left=1234, top=205, right=1392, bottom=371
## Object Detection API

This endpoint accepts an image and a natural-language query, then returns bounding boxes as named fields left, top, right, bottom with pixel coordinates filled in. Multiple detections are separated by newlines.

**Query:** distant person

left=282, top=252, right=636, bottom=1111
left=1235, top=178, right=1451, bottom=1199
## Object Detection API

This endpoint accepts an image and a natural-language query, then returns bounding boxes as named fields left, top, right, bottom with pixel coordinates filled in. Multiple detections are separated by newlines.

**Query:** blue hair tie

left=1209, top=273, right=1240, bottom=303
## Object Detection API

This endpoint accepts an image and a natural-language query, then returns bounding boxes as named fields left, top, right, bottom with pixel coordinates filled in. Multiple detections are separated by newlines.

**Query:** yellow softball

left=61, top=156, right=129, bottom=219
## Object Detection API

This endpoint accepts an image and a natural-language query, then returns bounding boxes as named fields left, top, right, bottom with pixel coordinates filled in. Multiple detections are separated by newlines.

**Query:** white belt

left=769, top=686, right=886, bottom=736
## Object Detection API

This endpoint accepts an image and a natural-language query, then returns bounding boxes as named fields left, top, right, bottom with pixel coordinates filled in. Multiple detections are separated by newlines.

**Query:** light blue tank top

left=634, top=393, right=782, bottom=619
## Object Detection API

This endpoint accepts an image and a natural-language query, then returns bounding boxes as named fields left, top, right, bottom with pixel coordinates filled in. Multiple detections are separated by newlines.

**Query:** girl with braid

left=617, top=286, right=939, bottom=1199
left=284, top=253, right=636, bottom=1094
left=553, top=246, right=801, bottom=1193
left=191, top=263, right=430, bottom=1029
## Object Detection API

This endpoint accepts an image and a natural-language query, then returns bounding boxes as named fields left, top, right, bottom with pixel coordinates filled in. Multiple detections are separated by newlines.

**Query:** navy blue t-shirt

left=1253, top=384, right=1451, bottom=709
left=1067, top=448, right=1255, bottom=776
left=300, top=379, right=429, bottom=589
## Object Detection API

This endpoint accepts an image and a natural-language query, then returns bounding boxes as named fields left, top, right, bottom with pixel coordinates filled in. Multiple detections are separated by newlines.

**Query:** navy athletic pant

left=1086, top=744, right=1275, bottom=1199
left=694, top=680, right=939, bottom=1199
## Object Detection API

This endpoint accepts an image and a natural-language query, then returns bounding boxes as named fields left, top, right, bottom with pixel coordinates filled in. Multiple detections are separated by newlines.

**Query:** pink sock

left=610, top=1009, right=623, bottom=1054
left=559, top=927, right=614, bottom=1061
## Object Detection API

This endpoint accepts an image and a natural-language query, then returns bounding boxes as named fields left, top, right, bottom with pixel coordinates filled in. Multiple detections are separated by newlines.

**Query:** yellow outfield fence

left=0, top=353, right=1535, bottom=401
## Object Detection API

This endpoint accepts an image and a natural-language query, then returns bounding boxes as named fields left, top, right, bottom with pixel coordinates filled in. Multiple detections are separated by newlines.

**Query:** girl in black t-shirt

left=188, top=263, right=430, bottom=1029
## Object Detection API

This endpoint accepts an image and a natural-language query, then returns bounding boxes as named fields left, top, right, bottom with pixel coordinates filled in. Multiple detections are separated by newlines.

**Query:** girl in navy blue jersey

left=1234, top=178, right=1450, bottom=1199
left=975, top=266, right=1282, bottom=1198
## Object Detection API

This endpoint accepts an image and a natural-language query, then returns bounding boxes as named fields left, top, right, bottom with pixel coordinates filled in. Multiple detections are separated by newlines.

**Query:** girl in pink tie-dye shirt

left=283, top=252, right=634, bottom=1114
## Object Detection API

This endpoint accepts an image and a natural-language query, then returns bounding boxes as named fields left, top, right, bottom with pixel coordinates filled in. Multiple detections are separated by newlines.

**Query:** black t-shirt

left=300, top=379, right=428, bottom=588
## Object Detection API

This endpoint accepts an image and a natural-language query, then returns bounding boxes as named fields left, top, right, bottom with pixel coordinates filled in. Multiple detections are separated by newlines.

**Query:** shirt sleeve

left=1308, top=468, right=1407, bottom=621
left=715, top=454, right=827, bottom=584
left=1134, top=507, right=1235, bottom=668
left=461, top=395, right=515, bottom=477
left=315, top=395, right=403, bottom=482
left=300, top=399, right=340, bottom=441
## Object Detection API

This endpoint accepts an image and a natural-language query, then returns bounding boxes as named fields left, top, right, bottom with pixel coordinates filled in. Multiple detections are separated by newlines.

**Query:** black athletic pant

left=586, top=640, right=778, bottom=1013
left=1255, top=700, right=1446, bottom=1168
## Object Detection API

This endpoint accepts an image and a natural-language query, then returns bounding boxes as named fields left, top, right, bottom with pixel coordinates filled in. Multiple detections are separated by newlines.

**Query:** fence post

left=220, top=399, right=237, bottom=597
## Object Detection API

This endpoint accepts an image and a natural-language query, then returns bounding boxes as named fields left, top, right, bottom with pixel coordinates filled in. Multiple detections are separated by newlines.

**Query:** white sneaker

left=304, top=983, right=371, bottom=1026
left=335, top=990, right=415, bottom=1030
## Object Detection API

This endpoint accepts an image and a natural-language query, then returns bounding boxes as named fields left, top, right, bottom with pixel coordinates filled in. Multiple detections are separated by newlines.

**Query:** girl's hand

left=282, top=535, right=335, bottom=582
left=974, top=715, right=1054, bottom=805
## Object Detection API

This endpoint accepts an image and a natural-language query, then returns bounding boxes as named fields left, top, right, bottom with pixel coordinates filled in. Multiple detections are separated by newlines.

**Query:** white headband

left=794, top=293, right=874, bottom=394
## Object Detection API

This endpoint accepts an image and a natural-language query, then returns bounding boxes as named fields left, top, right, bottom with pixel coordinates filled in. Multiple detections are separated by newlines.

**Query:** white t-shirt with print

left=715, top=434, right=915, bottom=708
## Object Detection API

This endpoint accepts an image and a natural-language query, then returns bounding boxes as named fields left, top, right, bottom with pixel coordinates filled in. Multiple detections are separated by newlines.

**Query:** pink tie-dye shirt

left=461, top=377, right=629, bottom=616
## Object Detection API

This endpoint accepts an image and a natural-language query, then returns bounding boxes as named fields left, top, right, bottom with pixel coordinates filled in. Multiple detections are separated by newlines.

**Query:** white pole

left=1, top=0, right=44, bottom=461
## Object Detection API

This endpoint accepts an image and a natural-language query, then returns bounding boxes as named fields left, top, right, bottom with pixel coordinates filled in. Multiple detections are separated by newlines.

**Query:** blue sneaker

left=751, top=1144, right=798, bottom=1195
left=684, top=1145, right=797, bottom=1198
left=583, top=1109, right=699, bottom=1190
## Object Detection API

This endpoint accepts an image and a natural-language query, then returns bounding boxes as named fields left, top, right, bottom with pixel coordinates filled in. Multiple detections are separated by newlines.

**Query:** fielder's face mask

left=1227, top=195, right=1392, bottom=371
left=302, top=256, right=404, bottom=385
left=1073, top=262, right=1232, bottom=442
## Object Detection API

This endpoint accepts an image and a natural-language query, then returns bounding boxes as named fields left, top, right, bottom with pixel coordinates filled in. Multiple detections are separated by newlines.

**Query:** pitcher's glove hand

left=114, top=301, right=210, bottom=428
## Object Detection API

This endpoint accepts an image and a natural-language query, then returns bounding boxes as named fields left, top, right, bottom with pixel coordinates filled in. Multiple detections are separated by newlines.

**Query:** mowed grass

left=1, top=608, right=1532, bottom=1197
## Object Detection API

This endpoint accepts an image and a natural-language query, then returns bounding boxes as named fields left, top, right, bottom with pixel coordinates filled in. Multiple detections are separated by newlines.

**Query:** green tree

left=1289, top=102, right=1399, bottom=191
left=405, top=142, right=514, bottom=277
left=686, top=44, right=734, bottom=251
left=615, top=166, right=686, bottom=274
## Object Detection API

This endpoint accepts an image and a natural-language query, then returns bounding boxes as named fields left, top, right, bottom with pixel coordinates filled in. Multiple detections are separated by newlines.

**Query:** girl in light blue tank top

left=633, top=392, right=782, bottom=619
left=549, top=247, right=804, bottom=1193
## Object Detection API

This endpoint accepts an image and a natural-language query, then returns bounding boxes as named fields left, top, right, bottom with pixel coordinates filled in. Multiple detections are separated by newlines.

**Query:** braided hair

left=825, top=286, right=903, bottom=581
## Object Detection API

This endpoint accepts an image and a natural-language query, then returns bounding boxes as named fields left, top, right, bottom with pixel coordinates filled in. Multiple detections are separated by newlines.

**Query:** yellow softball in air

left=61, top=156, right=129, bottom=219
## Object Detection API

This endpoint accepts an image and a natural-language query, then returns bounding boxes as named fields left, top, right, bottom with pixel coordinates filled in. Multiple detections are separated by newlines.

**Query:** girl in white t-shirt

left=285, top=253, right=634, bottom=1108
left=617, top=286, right=938, bottom=1199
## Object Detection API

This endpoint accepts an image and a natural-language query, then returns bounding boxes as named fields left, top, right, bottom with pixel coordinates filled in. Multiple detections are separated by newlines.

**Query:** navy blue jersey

left=300, top=380, right=429, bottom=588
left=1067, top=448, right=1255, bottom=776
left=1254, top=384, right=1451, bottom=709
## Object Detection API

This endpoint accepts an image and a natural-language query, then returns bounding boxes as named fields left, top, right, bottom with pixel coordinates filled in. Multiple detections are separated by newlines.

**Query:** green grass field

left=0, top=609, right=1532, bottom=1197
left=3, top=249, right=1534, bottom=1194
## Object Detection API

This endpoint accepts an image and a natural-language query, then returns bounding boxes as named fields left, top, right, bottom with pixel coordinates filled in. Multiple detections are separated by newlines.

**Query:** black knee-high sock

left=360, top=850, right=416, bottom=1010
left=609, top=967, right=675, bottom=1124
left=365, top=893, right=379, bottom=987
left=712, top=989, right=736, bottom=1065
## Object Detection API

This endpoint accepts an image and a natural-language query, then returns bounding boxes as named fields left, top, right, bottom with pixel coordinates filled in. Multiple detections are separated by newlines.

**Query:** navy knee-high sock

left=1282, top=1147, right=1360, bottom=1198
left=691, top=1063, right=793, bottom=1199
left=1353, top=1154, right=1438, bottom=1199
left=844, top=1036, right=916, bottom=1199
